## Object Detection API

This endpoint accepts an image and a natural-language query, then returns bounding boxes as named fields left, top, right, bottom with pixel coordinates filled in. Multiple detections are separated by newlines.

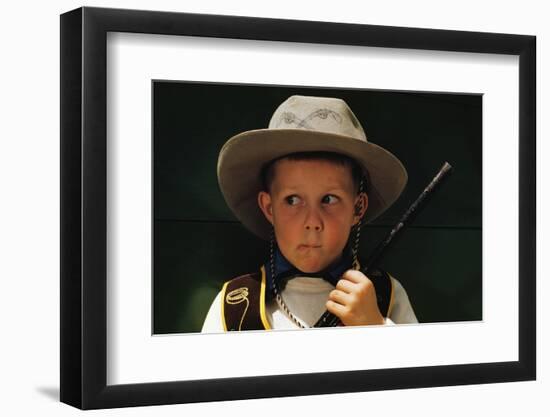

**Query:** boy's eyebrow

left=325, top=189, right=349, bottom=195
left=325, top=186, right=348, bottom=192
left=276, top=187, right=300, bottom=194
left=276, top=185, right=350, bottom=194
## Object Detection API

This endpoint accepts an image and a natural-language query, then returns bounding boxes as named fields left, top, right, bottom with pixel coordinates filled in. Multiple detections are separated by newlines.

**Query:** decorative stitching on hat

left=277, top=109, right=342, bottom=129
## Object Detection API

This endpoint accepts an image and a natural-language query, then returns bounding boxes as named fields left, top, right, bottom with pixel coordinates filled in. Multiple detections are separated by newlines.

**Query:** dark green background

left=153, top=81, right=482, bottom=334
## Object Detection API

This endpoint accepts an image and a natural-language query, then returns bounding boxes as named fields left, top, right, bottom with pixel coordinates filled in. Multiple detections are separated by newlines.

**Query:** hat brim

left=218, top=129, right=408, bottom=240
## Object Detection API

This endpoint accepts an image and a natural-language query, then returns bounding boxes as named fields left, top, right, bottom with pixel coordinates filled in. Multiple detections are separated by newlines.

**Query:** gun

left=314, top=162, right=454, bottom=328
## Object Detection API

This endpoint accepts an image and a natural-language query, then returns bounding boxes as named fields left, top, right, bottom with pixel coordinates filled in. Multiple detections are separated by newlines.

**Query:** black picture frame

left=60, top=6, right=536, bottom=410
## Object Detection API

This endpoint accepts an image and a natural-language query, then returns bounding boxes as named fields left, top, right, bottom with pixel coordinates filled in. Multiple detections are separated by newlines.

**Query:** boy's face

left=258, top=158, right=368, bottom=274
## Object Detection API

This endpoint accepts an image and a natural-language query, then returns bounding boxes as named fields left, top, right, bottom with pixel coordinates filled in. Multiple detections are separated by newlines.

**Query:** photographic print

left=152, top=82, right=482, bottom=334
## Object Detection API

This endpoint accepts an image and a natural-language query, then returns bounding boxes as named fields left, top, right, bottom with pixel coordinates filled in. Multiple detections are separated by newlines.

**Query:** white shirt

left=201, top=275, right=417, bottom=332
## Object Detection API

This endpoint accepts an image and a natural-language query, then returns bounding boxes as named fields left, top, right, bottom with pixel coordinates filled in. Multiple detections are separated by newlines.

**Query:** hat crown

left=268, top=95, right=367, bottom=141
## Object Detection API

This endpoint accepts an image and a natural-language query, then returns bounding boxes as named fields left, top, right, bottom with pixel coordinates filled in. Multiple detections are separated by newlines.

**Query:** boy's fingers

left=335, top=279, right=356, bottom=294
left=342, top=269, right=371, bottom=284
left=326, top=300, right=347, bottom=318
left=330, top=289, right=352, bottom=305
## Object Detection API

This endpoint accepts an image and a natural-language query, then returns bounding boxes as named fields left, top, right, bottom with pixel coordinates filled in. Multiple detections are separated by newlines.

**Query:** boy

left=202, top=95, right=417, bottom=332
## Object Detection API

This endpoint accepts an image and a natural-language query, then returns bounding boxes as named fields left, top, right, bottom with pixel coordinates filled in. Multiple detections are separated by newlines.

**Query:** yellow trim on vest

left=259, top=266, right=272, bottom=330
left=220, top=281, right=230, bottom=332
left=387, top=273, right=396, bottom=318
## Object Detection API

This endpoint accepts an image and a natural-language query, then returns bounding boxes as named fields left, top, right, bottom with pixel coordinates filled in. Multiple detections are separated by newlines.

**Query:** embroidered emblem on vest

left=225, top=287, right=250, bottom=331
left=221, top=269, right=271, bottom=331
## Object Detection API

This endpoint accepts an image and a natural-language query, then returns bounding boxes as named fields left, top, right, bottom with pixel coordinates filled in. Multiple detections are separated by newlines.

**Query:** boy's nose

left=304, top=209, right=323, bottom=231
left=305, top=224, right=322, bottom=231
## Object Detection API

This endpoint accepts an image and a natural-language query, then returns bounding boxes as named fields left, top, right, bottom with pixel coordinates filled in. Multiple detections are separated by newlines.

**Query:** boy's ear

left=258, top=191, right=274, bottom=225
left=353, top=192, right=368, bottom=224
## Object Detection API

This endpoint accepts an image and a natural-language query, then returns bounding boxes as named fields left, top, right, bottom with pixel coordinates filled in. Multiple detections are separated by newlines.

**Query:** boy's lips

left=298, top=244, right=322, bottom=250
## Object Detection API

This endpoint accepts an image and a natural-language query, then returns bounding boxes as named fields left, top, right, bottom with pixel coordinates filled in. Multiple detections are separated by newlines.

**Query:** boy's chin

left=293, top=259, right=330, bottom=274
left=291, top=251, right=343, bottom=274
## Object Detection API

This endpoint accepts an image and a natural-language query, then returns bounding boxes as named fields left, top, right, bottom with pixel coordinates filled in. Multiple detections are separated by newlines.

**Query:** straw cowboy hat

left=217, top=95, right=408, bottom=240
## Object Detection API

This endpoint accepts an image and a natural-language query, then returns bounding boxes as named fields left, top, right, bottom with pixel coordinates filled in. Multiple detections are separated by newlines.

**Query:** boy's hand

left=326, top=270, right=385, bottom=326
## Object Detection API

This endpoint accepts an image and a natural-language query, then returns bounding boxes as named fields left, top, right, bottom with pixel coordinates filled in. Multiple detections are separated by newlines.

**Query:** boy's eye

left=321, top=195, right=339, bottom=204
left=285, top=195, right=301, bottom=206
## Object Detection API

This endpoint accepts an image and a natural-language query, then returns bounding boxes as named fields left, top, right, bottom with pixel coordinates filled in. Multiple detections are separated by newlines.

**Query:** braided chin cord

left=351, top=177, right=365, bottom=271
left=269, top=228, right=307, bottom=329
